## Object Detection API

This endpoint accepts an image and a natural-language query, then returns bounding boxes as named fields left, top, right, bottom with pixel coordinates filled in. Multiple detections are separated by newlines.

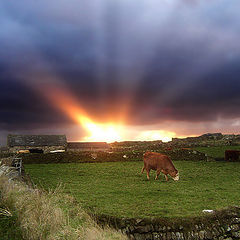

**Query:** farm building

left=67, top=142, right=110, bottom=152
left=7, top=134, right=67, bottom=153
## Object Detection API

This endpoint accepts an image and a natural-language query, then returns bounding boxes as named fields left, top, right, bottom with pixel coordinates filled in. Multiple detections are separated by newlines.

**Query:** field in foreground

left=25, top=161, right=240, bottom=219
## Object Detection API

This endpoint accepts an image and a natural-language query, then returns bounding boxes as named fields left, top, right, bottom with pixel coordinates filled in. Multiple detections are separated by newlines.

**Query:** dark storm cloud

left=0, top=0, right=240, bottom=136
left=0, top=78, right=71, bottom=130
left=129, top=51, right=240, bottom=125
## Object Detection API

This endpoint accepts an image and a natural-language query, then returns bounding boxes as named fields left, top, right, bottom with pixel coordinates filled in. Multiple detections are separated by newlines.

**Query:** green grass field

left=25, top=161, right=240, bottom=219
left=193, top=146, right=240, bottom=159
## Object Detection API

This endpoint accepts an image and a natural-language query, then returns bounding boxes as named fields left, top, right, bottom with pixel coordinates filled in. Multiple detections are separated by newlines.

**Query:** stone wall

left=162, top=149, right=212, bottom=162
left=16, top=149, right=211, bottom=164
left=19, top=151, right=137, bottom=164
left=8, top=146, right=66, bottom=153
left=67, top=148, right=110, bottom=152
left=95, top=207, right=240, bottom=240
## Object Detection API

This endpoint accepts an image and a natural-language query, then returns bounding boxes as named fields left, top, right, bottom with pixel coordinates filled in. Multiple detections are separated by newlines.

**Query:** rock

left=175, top=232, right=184, bottom=240
left=203, top=209, right=214, bottom=213
left=231, top=224, right=240, bottom=231
left=231, top=231, right=240, bottom=238
left=166, top=232, right=173, bottom=239
left=162, top=233, right=167, bottom=240
left=205, top=230, right=213, bottom=239
left=199, top=230, right=206, bottom=239
left=145, top=233, right=153, bottom=240
left=152, top=232, right=161, bottom=240
left=121, top=228, right=129, bottom=235
left=129, top=225, right=135, bottom=232
left=221, top=227, right=226, bottom=233
left=133, top=233, right=146, bottom=240
left=218, top=237, right=225, bottom=240
left=212, top=227, right=220, bottom=237
left=171, top=232, right=177, bottom=240
left=188, top=231, right=196, bottom=239
left=136, top=219, right=143, bottom=224
left=232, top=218, right=240, bottom=224
left=179, top=225, right=184, bottom=230
left=129, top=234, right=135, bottom=240
left=193, top=231, right=200, bottom=239
left=134, top=225, right=152, bottom=233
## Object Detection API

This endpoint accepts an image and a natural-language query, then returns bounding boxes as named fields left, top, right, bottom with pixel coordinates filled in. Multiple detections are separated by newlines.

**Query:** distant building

left=7, top=134, right=67, bottom=153
left=67, top=142, right=110, bottom=152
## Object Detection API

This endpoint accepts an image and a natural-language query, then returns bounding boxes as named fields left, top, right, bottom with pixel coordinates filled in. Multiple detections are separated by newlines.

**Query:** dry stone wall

left=17, top=149, right=210, bottom=164
left=161, top=149, right=212, bottom=162
left=95, top=207, right=240, bottom=240
left=8, top=146, right=65, bottom=153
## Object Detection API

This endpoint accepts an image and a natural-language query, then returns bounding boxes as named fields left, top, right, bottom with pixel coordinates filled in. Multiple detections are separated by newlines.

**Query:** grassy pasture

left=194, top=145, right=240, bottom=159
left=25, top=161, right=240, bottom=219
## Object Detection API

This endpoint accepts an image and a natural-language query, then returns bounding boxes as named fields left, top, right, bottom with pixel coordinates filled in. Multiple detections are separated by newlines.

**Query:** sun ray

left=37, top=82, right=125, bottom=142
left=30, top=76, right=177, bottom=143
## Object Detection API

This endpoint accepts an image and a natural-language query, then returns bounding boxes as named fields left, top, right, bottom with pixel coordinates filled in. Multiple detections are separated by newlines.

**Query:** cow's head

left=172, top=171, right=179, bottom=181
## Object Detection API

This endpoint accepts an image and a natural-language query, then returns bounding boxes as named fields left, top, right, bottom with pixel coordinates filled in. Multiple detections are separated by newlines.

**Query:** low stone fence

left=0, top=156, right=24, bottom=177
left=19, top=151, right=139, bottom=164
left=161, top=149, right=212, bottom=162
left=95, top=207, right=240, bottom=240
left=4, top=149, right=211, bottom=165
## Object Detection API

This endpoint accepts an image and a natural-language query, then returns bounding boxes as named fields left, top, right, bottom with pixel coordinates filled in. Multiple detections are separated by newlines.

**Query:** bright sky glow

left=78, top=116, right=123, bottom=143
left=40, top=82, right=176, bottom=142
left=135, top=130, right=176, bottom=142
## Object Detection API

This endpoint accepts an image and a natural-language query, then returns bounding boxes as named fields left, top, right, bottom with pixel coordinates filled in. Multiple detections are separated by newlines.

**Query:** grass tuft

left=0, top=170, right=127, bottom=240
left=0, top=207, right=12, bottom=217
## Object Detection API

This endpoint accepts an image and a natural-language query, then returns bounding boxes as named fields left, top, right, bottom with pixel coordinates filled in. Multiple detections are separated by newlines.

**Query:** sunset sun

left=81, top=120, right=123, bottom=143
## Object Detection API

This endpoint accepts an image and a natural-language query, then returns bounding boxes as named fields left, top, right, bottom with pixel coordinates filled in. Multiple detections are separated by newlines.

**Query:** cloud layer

left=1, top=0, right=240, bottom=141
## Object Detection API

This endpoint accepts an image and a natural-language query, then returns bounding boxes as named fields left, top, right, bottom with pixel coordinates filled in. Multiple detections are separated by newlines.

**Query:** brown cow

left=141, top=151, right=179, bottom=181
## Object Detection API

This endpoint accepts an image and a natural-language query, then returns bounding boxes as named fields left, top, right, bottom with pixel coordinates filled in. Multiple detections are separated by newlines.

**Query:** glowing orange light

left=39, top=84, right=124, bottom=142
left=136, top=130, right=176, bottom=142
left=36, top=81, right=177, bottom=142
left=80, top=118, right=123, bottom=143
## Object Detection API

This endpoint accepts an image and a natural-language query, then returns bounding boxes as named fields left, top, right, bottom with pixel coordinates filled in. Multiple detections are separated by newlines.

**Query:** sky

left=0, top=0, right=240, bottom=145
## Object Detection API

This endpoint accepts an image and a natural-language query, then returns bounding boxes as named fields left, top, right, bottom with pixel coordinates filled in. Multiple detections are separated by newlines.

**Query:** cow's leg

left=165, top=174, right=169, bottom=181
left=146, top=169, right=150, bottom=180
left=155, top=169, right=161, bottom=180
left=161, top=170, right=169, bottom=181
left=141, top=162, right=147, bottom=174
